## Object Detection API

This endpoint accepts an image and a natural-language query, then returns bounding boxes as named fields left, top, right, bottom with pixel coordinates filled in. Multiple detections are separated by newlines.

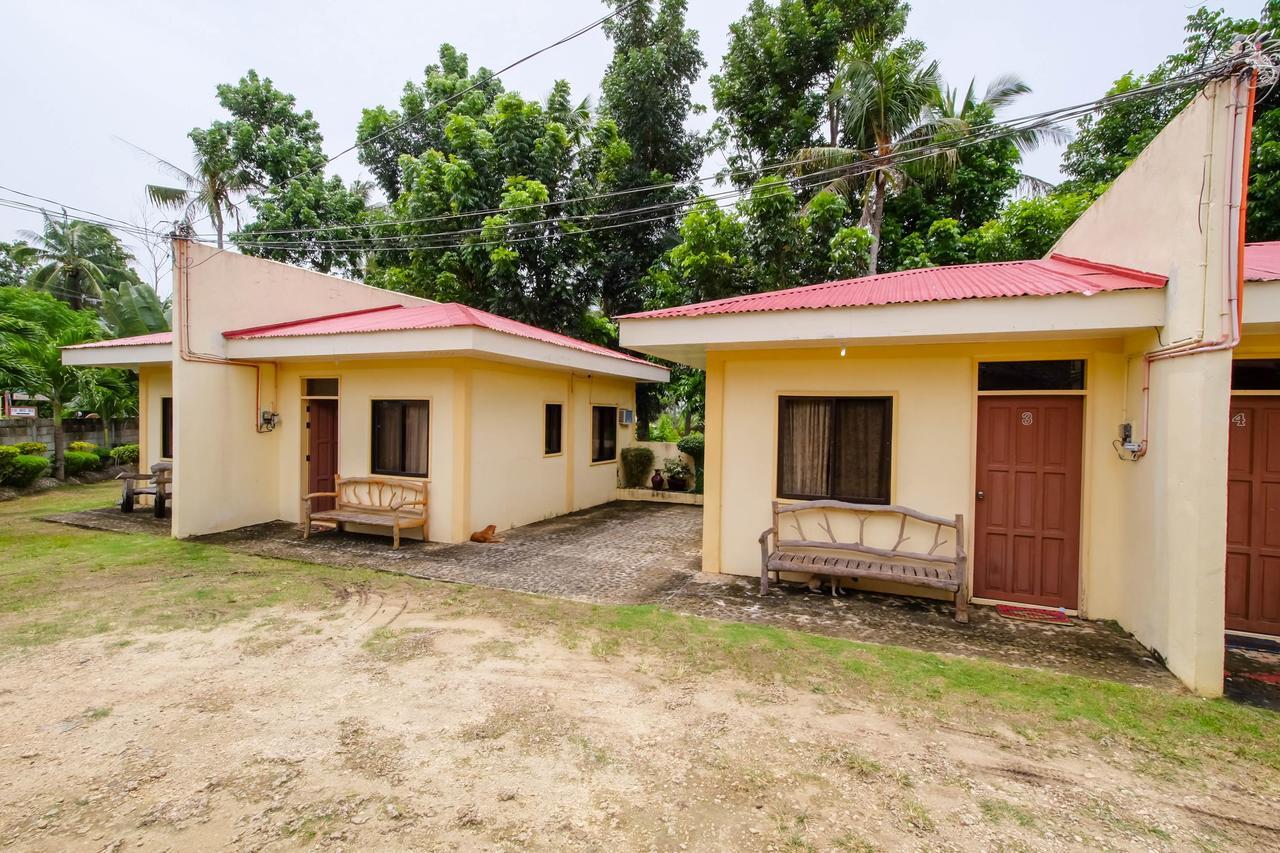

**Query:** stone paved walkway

left=44, top=501, right=1183, bottom=691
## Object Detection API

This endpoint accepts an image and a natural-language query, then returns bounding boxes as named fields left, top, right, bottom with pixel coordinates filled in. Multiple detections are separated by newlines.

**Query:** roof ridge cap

left=222, top=304, right=402, bottom=339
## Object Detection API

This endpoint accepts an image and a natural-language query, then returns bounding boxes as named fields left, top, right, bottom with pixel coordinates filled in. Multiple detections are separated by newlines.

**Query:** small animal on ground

left=470, top=524, right=503, bottom=543
left=808, top=575, right=844, bottom=597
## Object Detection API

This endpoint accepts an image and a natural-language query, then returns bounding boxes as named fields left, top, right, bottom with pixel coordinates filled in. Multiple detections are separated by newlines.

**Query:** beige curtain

left=779, top=399, right=832, bottom=497
left=402, top=402, right=429, bottom=475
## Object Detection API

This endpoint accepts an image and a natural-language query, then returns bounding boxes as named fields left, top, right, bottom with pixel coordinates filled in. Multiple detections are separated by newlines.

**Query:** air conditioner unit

left=618, top=408, right=635, bottom=426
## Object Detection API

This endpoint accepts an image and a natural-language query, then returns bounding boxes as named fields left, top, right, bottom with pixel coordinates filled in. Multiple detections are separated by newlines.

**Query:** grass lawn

left=2, top=482, right=1278, bottom=850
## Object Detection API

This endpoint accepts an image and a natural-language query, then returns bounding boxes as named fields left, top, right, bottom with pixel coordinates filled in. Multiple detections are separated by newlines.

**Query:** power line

left=188, top=51, right=1246, bottom=243
left=221, top=62, right=1253, bottom=253
left=265, top=0, right=640, bottom=193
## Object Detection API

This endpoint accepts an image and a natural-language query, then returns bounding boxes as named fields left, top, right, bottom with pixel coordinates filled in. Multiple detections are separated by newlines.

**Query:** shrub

left=68, top=441, right=99, bottom=454
left=677, top=432, right=705, bottom=493
left=5, top=455, right=50, bottom=487
left=93, top=446, right=112, bottom=463
left=662, top=458, right=692, bottom=481
left=619, top=446, right=655, bottom=488
left=109, top=444, right=140, bottom=465
left=0, top=445, right=17, bottom=483
left=14, top=441, right=47, bottom=456
left=63, top=451, right=101, bottom=476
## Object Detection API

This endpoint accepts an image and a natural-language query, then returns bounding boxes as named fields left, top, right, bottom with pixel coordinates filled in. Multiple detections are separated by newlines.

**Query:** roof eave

left=223, top=327, right=669, bottom=382
left=61, top=343, right=172, bottom=369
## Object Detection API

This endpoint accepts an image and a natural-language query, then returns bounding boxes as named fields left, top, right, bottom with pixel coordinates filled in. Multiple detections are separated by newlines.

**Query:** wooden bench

left=759, top=500, right=969, bottom=622
left=118, top=461, right=172, bottom=518
left=303, top=476, right=427, bottom=549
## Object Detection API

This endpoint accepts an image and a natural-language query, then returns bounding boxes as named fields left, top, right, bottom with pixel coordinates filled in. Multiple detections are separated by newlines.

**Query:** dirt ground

left=3, top=584, right=1279, bottom=852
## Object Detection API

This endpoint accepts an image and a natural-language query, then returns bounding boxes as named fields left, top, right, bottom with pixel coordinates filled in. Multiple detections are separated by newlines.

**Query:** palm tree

left=15, top=214, right=113, bottom=311
left=795, top=35, right=958, bottom=274
left=77, top=370, right=138, bottom=448
left=0, top=288, right=102, bottom=479
left=129, top=130, right=256, bottom=249
left=933, top=74, right=1069, bottom=196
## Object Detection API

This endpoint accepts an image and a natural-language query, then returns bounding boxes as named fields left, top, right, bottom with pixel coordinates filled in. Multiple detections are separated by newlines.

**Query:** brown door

left=307, top=399, right=338, bottom=512
left=1226, top=397, right=1280, bottom=636
left=974, top=396, right=1084, bottom=608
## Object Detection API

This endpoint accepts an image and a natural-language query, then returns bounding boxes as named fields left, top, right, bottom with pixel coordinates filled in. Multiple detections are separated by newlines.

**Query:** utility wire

left=264, top=0, right=641, bottom=192
left=190, top=51, right=1246, bottom=242
left=221, top=62, right=1257, bottom=253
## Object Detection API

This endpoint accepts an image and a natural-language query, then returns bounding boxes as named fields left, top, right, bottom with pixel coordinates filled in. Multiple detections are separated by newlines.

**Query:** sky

left=0, top=0, right=1265, bottom=296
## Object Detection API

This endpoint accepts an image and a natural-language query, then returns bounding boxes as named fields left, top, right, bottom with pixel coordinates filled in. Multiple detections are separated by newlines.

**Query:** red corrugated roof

left=223, top=303, right=652, bottom=366
left=63, top=331, right=172, bottom=349
left=618, top=253, right=1166, bottom=319
left=1245, top=241, right=1280, bottom=281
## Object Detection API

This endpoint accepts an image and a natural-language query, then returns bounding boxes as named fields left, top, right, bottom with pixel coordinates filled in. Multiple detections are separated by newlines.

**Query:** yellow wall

left=274, top=360, right=457, bottom=542
left=136, top=364, right=171, bottom=471
left=705, top=341, right=1133, bottom=614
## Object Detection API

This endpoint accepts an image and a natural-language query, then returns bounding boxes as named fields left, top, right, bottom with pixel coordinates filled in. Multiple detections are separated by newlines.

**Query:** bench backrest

left=772, top=499, right=965, bottom=570
left=335, top=476, right=427, bottom=517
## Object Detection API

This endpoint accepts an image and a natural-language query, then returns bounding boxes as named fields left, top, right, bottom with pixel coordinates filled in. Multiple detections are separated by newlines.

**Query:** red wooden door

left=974, top=396, right=1083, bottom=608
left=307, top=399, right=338, bottom=512
left=1226, top=397, right=1280, bottom=636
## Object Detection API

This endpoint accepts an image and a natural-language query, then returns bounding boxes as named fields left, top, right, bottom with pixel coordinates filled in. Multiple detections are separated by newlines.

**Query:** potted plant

left=662, top=458, right=692, bottom=492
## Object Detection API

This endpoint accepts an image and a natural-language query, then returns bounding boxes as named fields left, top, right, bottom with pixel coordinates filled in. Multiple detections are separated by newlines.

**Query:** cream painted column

left=1150, top=352, right=1231, bottom=695
left=452, top=366, right=472, bottom=543
left=701, top=352, right=726, bottom=573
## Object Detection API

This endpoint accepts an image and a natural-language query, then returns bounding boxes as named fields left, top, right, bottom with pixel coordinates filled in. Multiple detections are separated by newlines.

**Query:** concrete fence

left=624, top=440, right=697, bottom=489
left=0, top=418, right=139, bottom=452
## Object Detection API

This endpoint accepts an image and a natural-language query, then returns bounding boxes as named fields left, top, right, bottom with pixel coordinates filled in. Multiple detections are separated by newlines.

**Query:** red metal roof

left=618, top=253, right=1167, bottom=319
left=1245, top=241, right=1280, bottom=281
left=63, top=331, right=172, bottom=349
left=223, top=303, right=652, bottom=366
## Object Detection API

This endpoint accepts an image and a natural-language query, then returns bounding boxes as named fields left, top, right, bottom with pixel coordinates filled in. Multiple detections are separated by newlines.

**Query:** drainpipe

left=1130, top=68, right=1256, bottom=459
left=172, top=238, right=278, bottom=433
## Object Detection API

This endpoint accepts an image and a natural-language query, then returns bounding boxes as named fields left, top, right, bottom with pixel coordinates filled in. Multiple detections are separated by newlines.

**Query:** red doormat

left=996, top=604, right=1071, bottom=624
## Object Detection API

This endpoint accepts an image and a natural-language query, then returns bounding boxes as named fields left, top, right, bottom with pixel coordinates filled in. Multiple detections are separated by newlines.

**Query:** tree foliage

left=711, top=0, right=907, bottom=178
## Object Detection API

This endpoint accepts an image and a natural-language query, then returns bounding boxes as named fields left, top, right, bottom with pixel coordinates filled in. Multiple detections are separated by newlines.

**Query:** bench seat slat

left=311, top=509, right=425, bottom=528
left=767, top=550, right=960, bottom=592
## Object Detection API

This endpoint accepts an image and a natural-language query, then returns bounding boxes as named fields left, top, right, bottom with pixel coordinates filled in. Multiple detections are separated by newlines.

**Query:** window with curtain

left=160, top=397, right=173, bottom=459
left=591, top=405, right=617, bottom=463
left=544, top=403, right=563, bottom=455
left=371, top=400, right=430, bottom=477
left=777, top=397, right=892, bottom=504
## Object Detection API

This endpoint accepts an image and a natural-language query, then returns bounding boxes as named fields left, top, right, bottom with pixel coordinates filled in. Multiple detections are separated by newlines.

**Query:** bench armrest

left=303, top=491, right=338, bottom=501
left=758, top=527, right=776, bottom=547
left=116, top=472, right=156, bottom=481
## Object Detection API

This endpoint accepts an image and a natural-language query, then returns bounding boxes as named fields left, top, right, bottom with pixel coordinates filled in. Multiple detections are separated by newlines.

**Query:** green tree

left=1059, top=2, right=1280, bottom=242
left=0, top=288, right=104, bottom=479
left=15, top=215, right=129, bottom=311
left=141, top=127, right=255, bottom=250
left=794, top=35, right=954, bottom=273
left=711, top=0, right=907, bottom=178
left=592, top=0, right=706, bottom=321
left=0, top=240, right=34, bottom=288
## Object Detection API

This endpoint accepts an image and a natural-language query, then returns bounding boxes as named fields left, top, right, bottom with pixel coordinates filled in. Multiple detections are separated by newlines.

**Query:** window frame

left=590, top=405, right=618, bottom=464
left=543, top=402, right=564, bottom=457
left=369, top=398, right=431, bottom=479
left=775, top=395, right=893, bottom=505
left=160, top=396, right=173, bottom=460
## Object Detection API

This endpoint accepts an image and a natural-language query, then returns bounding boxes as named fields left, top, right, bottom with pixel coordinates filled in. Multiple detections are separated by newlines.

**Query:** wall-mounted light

left=839, top=346, right=847, bottom=357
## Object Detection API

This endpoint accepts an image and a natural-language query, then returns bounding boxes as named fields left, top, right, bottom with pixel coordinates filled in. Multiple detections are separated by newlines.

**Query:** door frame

left=969, top=355, right=1091, bottom=613
left=301, top=377, right=341, bottom=511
